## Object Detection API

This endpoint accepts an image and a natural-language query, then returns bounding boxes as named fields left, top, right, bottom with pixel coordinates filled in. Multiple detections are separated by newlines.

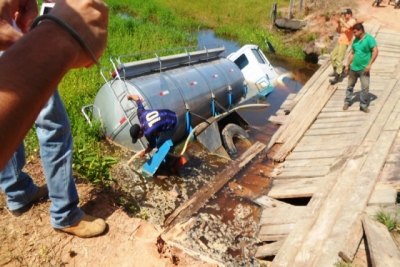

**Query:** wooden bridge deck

left=258, top=23, right=400, bottom=266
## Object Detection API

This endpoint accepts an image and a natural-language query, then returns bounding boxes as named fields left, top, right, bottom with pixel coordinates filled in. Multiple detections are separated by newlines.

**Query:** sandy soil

left=1, top=1, right=399, bottom=266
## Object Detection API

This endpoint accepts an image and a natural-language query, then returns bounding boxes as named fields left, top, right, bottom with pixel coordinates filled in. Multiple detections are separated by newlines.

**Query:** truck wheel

left=222, top=123, right=250, bottom=156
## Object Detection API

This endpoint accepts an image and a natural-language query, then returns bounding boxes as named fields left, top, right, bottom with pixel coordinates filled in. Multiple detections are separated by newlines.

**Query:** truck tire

left=222, top=123, right=250, bottom=156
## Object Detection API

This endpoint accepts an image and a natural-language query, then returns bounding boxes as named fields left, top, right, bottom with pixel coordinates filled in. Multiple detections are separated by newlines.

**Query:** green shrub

left=73, top=146, right=117, bottom=186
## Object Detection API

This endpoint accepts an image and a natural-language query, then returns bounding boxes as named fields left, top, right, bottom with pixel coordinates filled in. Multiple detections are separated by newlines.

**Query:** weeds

left=375, top=210, right=398, bottom=231
left=334, top=261, right=354, bottom=267
left=73, top=146, right=117, bottom=186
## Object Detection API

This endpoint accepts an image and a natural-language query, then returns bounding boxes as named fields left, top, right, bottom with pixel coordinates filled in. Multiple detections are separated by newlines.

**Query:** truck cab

left=227, top=44, right=278, bottom=98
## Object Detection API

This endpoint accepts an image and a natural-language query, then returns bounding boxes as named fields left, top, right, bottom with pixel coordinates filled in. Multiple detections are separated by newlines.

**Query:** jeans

left=345, top=69, right=370, bottom=109
left=0, top=91, right=84, bottom=228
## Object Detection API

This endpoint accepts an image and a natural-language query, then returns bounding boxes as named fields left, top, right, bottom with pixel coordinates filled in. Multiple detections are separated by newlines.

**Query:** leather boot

left=329, top=73, right=340, bottom=85
left=10, top=184, right=49, bottom=216
left=57, top=213, right=107, bottom=238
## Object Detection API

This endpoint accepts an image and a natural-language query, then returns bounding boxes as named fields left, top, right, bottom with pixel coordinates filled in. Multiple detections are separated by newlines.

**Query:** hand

left=345, top=65, right=350, bottom=75
left=0, top=0, right=38, bottom=49
left=127, top=94, right=140, bottom=101
left=51, top=0, right=108, bottom=68
left=133, top=149, right=146, bottom=159
left=364, top=64, right=371, bottom=75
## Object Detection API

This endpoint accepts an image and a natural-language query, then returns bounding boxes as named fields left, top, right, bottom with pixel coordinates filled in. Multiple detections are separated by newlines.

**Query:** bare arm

left=345, top=50, right=354, bottom=74
left=0, top=0, right=108, bottom=168
left=365, top=46, right=379, bottom=74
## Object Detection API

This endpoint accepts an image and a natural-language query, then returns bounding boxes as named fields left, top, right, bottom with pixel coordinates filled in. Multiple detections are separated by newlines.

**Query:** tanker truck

left=83, top=45, right=277, bottom=176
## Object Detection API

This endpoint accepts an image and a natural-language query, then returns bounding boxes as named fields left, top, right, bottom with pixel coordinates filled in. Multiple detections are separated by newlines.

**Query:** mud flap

left=196, top=121, right=230, bottom=160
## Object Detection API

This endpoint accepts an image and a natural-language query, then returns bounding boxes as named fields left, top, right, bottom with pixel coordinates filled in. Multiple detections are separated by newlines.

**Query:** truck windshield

left=251, top=48, right=266, bottom=64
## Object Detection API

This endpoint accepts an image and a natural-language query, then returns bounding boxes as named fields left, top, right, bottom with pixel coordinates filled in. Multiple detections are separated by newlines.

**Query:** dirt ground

left=1, top=1, right=399, bottom=266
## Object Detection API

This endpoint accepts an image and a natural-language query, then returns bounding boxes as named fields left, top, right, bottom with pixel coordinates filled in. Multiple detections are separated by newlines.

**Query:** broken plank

left=268, top=178, right=320, bottom=199
left=269, top=115, right=287, bottom=125
left=362, top=216, right=400, bottom=267
left=258, top=223, right=295, bottom=242
left=255, top=240, right=285, bottom=258
left=163, top=142, right=266, bottom=231
left=252, top=195, right=293, bottom=209
left=260, top=206, right=307, bottom=225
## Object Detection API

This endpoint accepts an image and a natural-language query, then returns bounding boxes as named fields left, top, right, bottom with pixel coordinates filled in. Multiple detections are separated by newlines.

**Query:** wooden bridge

left=161, top=22, right=400, bottom=266
left=255, top=22, right=400, bottom=266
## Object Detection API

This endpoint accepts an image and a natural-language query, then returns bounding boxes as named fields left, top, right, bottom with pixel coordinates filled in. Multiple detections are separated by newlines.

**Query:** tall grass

left=26, top=0, right=304, bottom=184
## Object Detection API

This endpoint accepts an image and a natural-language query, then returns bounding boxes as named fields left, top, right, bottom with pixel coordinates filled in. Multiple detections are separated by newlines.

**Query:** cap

left=129, top=124, right=141, bottom=143
left=341, top=8, right=352, bottom=15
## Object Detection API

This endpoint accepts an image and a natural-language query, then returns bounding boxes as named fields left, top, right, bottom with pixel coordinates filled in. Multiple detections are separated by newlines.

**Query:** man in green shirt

left=343, top=23, right=378, bottom=113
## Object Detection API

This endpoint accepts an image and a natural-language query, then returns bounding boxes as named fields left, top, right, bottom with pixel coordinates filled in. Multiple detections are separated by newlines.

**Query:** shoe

left=57, top=214, right=107, bottom=238
left=360, top=107, right=370, bottom=113
left=343, top=103, right=350, bottom=111
left=10, top=184, right=49, bottom=216
left=329, top=74, right=340, bottom=85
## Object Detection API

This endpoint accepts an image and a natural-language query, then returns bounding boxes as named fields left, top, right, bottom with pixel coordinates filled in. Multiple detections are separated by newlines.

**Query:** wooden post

left=288, top=0, right=295, bottom=19
left=299, top=0, right=305, bottom=11
left=270, top=3, right=277, bottom=29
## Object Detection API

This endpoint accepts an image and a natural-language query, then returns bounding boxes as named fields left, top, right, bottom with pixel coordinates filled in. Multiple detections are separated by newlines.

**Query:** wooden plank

left=338, top=218, right=363, bottom=263
left=380, top=162, right=400, bottom=185
left=368, top=183, right=398, bottom=206
left=274, top=167, right=329, bottom=179
left=270, top=80, right=337, bottom=161
left=317, top=111, right=367, bottom=119
left=255, top=240, right=285, bottom=258
left=252, top=195, right=293, bottom=209
left=267, top=61, right=332, bottom=149
left=285, top=149, right=344, bottom=160
left=296, top=134, right=354, bottom=147
left=163, top=142, right=266, bottom=231
left=311, top=116, right=365, bottom=124
left=365, top=81, right=400, bottom=142
left=305, top=127, right=358, bottom=136
left=313, top=131, right=398, bottom=267
left=283, top=158, right=335, bottom=168
left=260, top=206, right=308, bottom=225
left=293, top=142, right=350, bottom=152
left=268, top=178, right=320, bottom=199
left=362, top=216, right=400, bottom=267
left=258, top=223, right=295, bottom=242
left=271, top=149, right=360, bottom=267
left=310, top=120, right=363, bottom=129
left=268, top=115, right=286, bottom=125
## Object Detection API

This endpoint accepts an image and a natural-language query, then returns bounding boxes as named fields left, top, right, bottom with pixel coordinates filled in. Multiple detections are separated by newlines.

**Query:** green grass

left=26, top=0, right=305, bottom=184
left=375, top=211, right=398, bottom=232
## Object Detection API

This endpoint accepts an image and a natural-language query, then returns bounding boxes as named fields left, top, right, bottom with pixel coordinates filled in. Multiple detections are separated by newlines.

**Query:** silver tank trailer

left=93, top=53, right=245, bottom=152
